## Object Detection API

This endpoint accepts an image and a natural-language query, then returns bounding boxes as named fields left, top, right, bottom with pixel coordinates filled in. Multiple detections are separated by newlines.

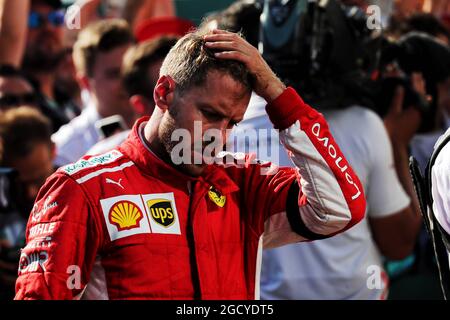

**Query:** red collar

left=118, top=117, right=240, bottom=195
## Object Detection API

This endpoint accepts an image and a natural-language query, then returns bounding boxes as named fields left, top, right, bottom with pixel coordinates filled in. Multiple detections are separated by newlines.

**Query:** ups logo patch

left=147, top=199, right=175, bottom=227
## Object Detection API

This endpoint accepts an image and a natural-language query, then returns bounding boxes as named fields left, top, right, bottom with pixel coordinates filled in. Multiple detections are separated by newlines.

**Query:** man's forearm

left=0, top=0, right=29, bottom=67
left=266, top=87, right=366, bottom=236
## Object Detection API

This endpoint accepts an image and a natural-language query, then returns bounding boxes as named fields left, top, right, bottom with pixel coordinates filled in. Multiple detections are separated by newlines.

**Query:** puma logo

left=106, top=178, right=124, bottom=189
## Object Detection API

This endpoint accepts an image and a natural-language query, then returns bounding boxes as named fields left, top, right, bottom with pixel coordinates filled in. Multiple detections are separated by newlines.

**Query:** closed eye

left=201, top=109, right=223, bottom=122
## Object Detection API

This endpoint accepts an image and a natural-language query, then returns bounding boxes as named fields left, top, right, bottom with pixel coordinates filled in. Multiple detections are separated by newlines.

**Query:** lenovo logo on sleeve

left=311, top=122, right=362, bottom=201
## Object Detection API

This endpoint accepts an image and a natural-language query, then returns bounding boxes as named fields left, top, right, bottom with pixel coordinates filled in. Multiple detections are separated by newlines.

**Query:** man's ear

left=153, top=75, right=175, bottom=111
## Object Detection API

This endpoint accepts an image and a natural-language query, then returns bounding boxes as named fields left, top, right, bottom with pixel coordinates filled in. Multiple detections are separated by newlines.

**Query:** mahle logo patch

left=109, top=200, right=143, bottom=231
left=147, top=199, right=175, bottom=227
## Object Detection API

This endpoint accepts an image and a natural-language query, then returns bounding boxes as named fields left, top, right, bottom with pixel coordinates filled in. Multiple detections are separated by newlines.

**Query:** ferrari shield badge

left=208, top=186, right=226, bottom=208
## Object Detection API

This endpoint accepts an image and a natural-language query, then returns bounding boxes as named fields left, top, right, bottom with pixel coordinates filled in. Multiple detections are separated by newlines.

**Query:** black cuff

left=286, top=180, right=330, bottom=241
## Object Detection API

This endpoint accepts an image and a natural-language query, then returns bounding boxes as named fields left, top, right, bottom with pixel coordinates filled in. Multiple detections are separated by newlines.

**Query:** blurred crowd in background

left=1, top=0, right=450, bottom=300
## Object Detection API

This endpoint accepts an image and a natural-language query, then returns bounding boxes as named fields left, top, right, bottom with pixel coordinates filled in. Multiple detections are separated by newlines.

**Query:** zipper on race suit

left=186, top=180, right=201, bottom=299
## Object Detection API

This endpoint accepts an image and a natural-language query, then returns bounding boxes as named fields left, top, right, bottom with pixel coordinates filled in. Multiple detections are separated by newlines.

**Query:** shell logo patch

left=208, top=186, right=226, bottom=208
left=109, top=200, right=143, bottom=231
left=100, top=195, right=151, bottom=241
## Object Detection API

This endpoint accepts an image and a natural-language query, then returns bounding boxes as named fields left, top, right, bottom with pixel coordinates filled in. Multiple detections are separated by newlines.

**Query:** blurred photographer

left=390, top=15, right=450, bottom=173
left=0, top=107, right=56, bottom=298
left=379, top=19, right=450, bottom=298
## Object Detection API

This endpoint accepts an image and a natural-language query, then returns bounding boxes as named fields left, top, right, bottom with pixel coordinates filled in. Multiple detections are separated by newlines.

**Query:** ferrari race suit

left=15, top=87, right=366, bottom=299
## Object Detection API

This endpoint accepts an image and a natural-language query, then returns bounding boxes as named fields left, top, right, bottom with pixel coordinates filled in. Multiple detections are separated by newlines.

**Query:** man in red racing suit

left=15, top=30, right=365, bottom=299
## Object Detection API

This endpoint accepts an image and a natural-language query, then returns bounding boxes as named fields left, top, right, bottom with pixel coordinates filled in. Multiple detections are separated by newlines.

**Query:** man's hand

left=383, top=72, right=428, bottom=146
left=203, top=29, right=286, bottom=102
left=383, top=86, right=422, bottom=146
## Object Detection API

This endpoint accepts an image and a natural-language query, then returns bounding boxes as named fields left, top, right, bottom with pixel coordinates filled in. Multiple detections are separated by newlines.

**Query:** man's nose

left=218, top=121, right=231, bottom=143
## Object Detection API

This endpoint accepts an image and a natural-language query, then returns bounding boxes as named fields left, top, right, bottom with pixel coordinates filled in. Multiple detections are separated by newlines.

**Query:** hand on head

left=203, top=29, right=286, bottom=102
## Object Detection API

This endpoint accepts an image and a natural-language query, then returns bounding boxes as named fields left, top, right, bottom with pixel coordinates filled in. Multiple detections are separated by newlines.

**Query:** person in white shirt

left=231, top=87, right=422, bottom=299
left=426, top=127, right=450, bottom=298
left=431, top=127, right=450, bottom=241
left=52, top=19, right=134, bottom=166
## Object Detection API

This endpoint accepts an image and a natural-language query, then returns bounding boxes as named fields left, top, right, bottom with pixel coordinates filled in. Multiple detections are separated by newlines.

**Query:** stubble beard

left=159, top=110, right=206, bottom=177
